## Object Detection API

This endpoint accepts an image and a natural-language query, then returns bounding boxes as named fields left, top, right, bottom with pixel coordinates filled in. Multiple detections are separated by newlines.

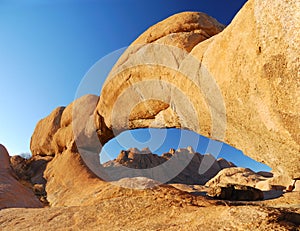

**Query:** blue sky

left=0, top=0, right=271, bottom=172
left=101, top=128, right=271, bottom=172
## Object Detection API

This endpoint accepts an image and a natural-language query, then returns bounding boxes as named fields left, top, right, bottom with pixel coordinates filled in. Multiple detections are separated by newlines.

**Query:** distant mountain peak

left=103, top=147, right=236, bottom=185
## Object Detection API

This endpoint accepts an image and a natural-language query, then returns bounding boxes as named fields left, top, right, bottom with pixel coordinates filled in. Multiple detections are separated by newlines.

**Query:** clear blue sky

left=101, top=128, right=271, bottom=172
left=0, top=0, right=270, bottom=172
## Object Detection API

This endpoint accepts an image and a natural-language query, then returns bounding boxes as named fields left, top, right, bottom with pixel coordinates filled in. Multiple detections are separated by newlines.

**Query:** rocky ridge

left=103, top=147, right=235, bottom=185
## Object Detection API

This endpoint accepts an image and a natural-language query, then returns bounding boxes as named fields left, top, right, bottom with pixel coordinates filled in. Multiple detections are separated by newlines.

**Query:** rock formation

left=0, top=144, right=42, bottom=209
left=189, top=0, right=300, bottom=179
left=1, top=0, right=299, bottom=229
left=92, top=0, right=299, bottom=180
left=27, top=0, right=299, bottom=184
left=205, top=167, right=270, bottom=189
left=205, top=167, right=300, bottom=197
left=131, top=11, right=225, bottom=51
left=26, top=0, right=298, bottom=199
left=1, top=145, right=299, bottom=230
left=30, top=94, right=100, bottom=156
left=10, top=154, right=53, bottom=205
left=30, top=107, right=65, bottom=156
left=103, top=147, right=235, bottom=184
left=207, top=183, right=264, bottom=201
left=1, top=194, right=299, bottom=230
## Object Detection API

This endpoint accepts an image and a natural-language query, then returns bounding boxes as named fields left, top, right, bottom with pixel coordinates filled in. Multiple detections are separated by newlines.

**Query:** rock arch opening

left=99, top=128, right=271, bottom=185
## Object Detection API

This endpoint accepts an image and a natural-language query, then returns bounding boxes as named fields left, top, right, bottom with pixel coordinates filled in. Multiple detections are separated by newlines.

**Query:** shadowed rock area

left=207, top=184, right=264, bottom=201
left=0, top=145, right=42, bottom=209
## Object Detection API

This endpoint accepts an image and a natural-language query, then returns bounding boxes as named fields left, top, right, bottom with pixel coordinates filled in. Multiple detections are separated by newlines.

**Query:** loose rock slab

left=207, top=183, right=264, bottom=201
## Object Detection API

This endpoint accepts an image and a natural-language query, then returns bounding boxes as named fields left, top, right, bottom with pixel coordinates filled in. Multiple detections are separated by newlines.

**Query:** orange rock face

left=93, top=1, right=299, bottom=179
left=0, top=144, right=42, bottom=209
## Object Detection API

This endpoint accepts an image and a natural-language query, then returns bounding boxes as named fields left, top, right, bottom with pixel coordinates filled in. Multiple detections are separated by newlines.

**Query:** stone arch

left=91, top=8, right=299, bottom=179
left=30, top=8, right=299, bottom=183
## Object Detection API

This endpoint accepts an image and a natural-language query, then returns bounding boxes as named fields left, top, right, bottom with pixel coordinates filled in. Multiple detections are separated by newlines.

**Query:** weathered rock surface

left=1, top=199, right=299, bottom=230
left=29, top=0, right=299, bottom=183
left=256, top=174, right=294, bottom=191
left=189, top=0, right=300, bottom=179
left=54, top=94, right=100, bottom=154
left=113, top=177, right=161, bottom=189
left=30, top=94, right=100, bottom=157
left=1, top=148, right=300, bottom=229
left=0, top=144, right=42, bottom=209
left=205, top=167, right=299, bottom=194
left=4, top=147, right=298, bottom=229
left=132, top=11, right=225, bottom=51
left=30, top=107, right=65, bottom=156
left=41, top=147, right=213, bottom=207
left=93, top=0, right=300, bottom=180
left=205, top=167, right=270, bottom=189
left=207, top=183, right=264, bottom=201
left=95, top=13, right=224, bottom=137
left=10, top=155, right=53, bottom=205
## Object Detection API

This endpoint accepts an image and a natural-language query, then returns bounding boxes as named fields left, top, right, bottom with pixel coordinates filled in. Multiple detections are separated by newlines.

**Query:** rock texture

left=5, top=203, right=300, bottom=231
left=95, top=12, right=225, bottom=137
left=207, top=183, right=264, bottom=201
left=205, top=167, right=271, bottom=189
left=38, top=146, right=212, bottom=207
left=189, top=0, right=300, bottom=179
left=257, top=174, right=300, bottom=192
left=93, top=0, right=299, bottom=180
left=2, top=202, right=300, bottom=231
left=54, top=94, right=100, bottom=153
left=0, top=144, right=42, bottom=209
left=132, top=11, right=225, bottom=51
left=205, top=167, right=300, bottom=194
left=10, top=155, right=53, bottom=205
left=30, top=107, right=65, bottom=156
left=2, top=145, right=299, bottom=230
left=1, top=147, right=300, bottom=230
left=30, top=94, right=100, bottom=157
